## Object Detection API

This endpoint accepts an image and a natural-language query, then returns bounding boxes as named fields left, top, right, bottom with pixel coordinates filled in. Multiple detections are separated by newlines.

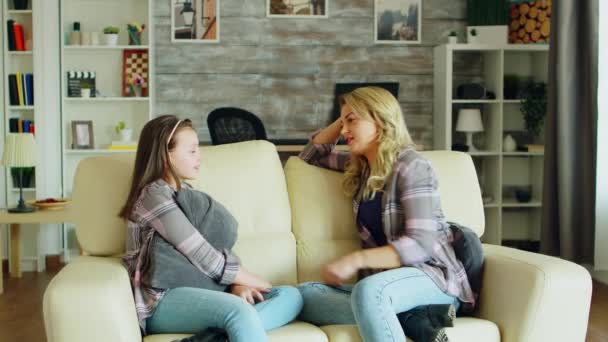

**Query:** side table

left=0, top=208, right=74, bottom=294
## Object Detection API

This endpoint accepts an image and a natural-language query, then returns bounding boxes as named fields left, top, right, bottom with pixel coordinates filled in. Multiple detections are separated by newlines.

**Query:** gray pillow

left=149, top=188, right=238, bottom=291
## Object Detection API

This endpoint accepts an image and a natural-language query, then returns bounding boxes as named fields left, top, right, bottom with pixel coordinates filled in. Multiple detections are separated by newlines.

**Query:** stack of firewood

left=509, top=1, right=551, bottom=44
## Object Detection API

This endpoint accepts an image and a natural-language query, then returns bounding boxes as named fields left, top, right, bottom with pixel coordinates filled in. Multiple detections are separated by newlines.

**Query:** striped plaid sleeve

left=389, top=158, right=439, bottom=265
left=298, top=129, right=350, bottom=171
left=139, top=185, right=240, bottom=283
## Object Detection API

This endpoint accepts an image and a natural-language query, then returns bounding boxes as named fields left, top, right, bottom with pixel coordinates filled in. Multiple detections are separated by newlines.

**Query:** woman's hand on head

left=322, top=252, right=363, bottom=286
left=231, top=284, right=270, bottom=305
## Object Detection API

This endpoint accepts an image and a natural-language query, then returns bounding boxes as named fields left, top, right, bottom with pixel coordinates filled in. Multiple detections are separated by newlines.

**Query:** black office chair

left=207, top=107, right=267, bottom=145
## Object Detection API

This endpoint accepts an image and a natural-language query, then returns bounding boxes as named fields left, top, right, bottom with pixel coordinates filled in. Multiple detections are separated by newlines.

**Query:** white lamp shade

left=2, top=133, right=36, bottom=167
left=456, top=109, right=484, bottom=132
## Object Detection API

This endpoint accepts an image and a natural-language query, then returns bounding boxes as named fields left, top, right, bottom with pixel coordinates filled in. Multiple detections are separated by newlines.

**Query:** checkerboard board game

left=122, top=49, right=149, bottom=97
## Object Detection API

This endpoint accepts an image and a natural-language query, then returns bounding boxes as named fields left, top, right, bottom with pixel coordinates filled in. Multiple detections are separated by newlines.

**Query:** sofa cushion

left=284, top=157, right=359, bottom=283
left=319, top=318, right=500, bottom=342
left=143, top=321, right=329, bottom=342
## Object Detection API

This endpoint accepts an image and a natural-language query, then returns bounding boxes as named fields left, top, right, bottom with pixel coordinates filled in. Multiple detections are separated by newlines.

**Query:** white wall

left=595, top=0, right=608, bottom=275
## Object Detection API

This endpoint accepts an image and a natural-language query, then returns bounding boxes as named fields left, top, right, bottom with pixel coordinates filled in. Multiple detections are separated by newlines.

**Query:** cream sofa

left=43, top=141, right=592, bottom=342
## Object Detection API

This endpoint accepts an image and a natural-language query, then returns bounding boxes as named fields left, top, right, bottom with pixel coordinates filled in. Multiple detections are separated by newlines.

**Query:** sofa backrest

left=72, top=140, right=297, bottom=285
left=284, top=150, right=485, bottom=283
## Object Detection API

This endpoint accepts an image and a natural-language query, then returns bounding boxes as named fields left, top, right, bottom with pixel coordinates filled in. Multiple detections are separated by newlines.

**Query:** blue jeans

left=146, top=286, right=303, bottom=342
left=297, top=267, right=459, bottom=342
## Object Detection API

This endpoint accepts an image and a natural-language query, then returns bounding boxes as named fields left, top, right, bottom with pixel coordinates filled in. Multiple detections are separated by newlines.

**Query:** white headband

left=167, top=119, right=182, bottom=146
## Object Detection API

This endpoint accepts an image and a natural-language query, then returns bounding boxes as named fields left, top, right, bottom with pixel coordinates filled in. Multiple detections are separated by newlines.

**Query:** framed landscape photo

left=171, top=0, right=220, bottom=43
left=374, top=0, right=421, bottom=44
left=267, top=0, right=328, bottom=18
left=71, top=120, right=94, bottom=149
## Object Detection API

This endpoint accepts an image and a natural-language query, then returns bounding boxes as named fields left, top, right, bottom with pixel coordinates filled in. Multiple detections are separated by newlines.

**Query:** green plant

left=103, top=26, right=120, bottom=34
left=520, top=82, right=547, bottom=137
left=449, top=31, right=457, bottom=37
left=470, top=28, right=477, bottom=36
left=467, top=0, right=509, bottom=26
left=114, top=121, right=126, bottom=135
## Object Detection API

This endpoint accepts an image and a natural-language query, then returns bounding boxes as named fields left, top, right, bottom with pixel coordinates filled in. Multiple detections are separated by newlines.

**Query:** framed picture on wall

left=267, top=0, right=328, bottom=18
left=71, top=121, right=94, bottom=149
left=171, top=0, right=220, bottom=43
left=374, top=0, right=421, bottom=44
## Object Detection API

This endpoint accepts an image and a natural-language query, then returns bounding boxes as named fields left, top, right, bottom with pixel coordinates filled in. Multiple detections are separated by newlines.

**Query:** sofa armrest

left=478, top=244, right=592, bottom=342
left=44, top=256, right=142, bottom=342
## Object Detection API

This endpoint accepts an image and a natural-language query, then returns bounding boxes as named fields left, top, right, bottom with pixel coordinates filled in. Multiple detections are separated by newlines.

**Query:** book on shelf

left=8, top=118, right=35, bottom=133
left=6, top=20, right=15, bottom=51
left=8, top=73, right=34, bottom=105
left=525, top=144, right=545, bottom=153
left=13, top=21, right=25, bottom=51
left=107, top=141, right=137, bottom=150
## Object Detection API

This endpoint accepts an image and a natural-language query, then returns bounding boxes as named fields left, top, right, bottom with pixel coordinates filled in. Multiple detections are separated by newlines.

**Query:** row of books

left=7, top=20, right=27, bottom=51
left=8, top=73, right=34, bottom=106
left=8, top=118, right=35, bottom=133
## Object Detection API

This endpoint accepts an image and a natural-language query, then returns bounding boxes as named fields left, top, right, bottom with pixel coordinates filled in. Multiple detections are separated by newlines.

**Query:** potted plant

left=520, top=81, right=547, bottom=139
left=115, top=121, right=133, bottom=142
left=467, top=28, right=478, bottom=43
left=448, top=31, right=458, bottom=44
left=103, top=26, right=120, bottom=46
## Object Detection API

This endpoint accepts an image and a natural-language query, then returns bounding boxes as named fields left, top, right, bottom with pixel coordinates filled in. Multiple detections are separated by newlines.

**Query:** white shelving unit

left=60, top=0, right=153, bottom=256
left=434, top=43, right=548, bottom=249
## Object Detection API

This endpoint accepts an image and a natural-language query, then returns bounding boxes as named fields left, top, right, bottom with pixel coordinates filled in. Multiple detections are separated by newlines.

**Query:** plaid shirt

left=299, top=140, right=475, bottom=309
left=122, top=179, right=240, bottom=332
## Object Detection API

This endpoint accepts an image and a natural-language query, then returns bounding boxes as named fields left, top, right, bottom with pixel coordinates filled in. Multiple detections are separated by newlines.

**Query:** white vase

left=448, top=36, right=458, bottom=44
left=104, top=34, right=118, bottom=46
left=503, top=134, right=517, bottom=152
left=120, top=129, right=133, bottom=142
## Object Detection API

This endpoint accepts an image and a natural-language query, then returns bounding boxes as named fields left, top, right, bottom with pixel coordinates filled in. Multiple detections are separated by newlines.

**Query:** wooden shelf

left=451, top=99, right=499, bottom=104
left=63, top=97, right=149, bottom=103
left=11, top=188, right=36, bottom=192
left=63, top=45, right=149, bottom=50
left=502, top=200, right=542, bottom=208
left=65, top=149, right=135, bottom=155
left=9, top=106, right=34, bottom=110
left=8, top=51, right=32, bottom=55
left=7, top=9, right=32, bottom=14
left=502, top=152, right=544, bottom=157
left=467, top=151, right=501, bottom=156
left=448, top=43, right=549, bottom=52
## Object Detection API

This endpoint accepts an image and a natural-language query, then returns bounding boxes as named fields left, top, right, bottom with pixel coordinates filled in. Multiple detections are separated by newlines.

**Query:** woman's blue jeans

left=297, top=267, right=459, bottom=342
left=146, top=286, right=303, bottom=342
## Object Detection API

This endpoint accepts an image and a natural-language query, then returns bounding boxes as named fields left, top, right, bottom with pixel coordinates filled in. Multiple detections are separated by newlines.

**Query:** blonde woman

left=296, top=87, right=475, bottom=342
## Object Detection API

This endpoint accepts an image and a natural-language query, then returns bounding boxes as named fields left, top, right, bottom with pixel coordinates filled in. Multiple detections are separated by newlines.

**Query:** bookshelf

left=59, top=0, right=153, bottom=254
left=433, top=43, right=548, bottom=251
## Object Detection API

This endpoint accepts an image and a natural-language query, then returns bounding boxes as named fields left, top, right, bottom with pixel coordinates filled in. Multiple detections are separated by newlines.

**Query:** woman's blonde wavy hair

left=340, top=86, right=415, bottom=200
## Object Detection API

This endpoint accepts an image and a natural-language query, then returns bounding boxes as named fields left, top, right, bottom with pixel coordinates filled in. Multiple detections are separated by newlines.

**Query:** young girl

left=119, top=115, right=302, bottom=341
left=296, top=87, right=475, bottom=342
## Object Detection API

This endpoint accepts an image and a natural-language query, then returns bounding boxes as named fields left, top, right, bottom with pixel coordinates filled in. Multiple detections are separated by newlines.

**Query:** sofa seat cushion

left=320, top=317, right=500, bottom=342
left=143, top=321, right=329, bottom=342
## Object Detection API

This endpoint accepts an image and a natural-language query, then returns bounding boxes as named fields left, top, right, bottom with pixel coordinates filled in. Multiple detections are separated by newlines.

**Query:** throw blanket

left=149, top=188, right=239, bottom=291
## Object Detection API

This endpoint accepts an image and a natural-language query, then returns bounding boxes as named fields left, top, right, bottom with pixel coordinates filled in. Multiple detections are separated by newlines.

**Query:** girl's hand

left=231, top=284, right=270, bottom=305
left=322, top=252, right=363, bottom=286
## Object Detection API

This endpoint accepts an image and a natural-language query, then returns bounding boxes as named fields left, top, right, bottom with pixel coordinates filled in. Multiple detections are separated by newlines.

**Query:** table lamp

left=456, top=108, right=484, bottom=151
left=2, top=133, right=36, bottom=213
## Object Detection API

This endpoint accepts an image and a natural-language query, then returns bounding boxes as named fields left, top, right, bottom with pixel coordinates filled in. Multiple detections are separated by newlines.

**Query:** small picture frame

left=267, top=0, right=328, bottom=18
left=374, top=0, right=421, bottom=44
left=171, top=0, right=220, bottom=43
left=71, top=120, right=94, bottom=149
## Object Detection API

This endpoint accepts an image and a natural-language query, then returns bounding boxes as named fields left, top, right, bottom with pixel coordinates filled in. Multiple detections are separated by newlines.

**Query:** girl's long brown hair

left=118, top=115, right=193, bottom=220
